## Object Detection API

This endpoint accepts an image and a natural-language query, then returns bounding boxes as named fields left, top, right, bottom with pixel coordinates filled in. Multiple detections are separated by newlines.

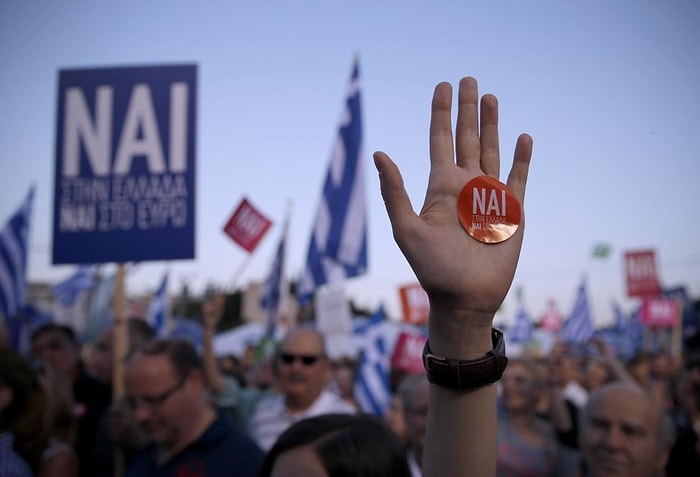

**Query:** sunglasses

left=279, top=353, right=323, bottom=366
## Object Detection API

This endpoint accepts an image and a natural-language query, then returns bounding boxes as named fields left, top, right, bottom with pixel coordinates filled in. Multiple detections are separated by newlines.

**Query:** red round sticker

left=457, top=176, right=521, bottom=244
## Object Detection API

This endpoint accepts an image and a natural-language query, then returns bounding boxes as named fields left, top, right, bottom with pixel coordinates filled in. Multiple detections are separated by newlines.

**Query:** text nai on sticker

left=457, top=176, right=521, bottom=244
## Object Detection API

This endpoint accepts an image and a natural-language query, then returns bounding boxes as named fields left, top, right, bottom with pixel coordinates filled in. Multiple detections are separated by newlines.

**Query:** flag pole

left=228, top=253, right=255, bottom=292
left=112, top=263, right=128, bottom=477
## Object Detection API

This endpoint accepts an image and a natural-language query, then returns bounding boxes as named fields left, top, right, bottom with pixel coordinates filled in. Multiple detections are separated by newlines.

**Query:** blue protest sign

left=53, top=64, right=197, bottom=264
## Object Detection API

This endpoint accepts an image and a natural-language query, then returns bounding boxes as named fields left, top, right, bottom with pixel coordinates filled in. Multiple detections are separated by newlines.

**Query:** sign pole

left=671, top=299, right=683, bottom=360
left=112, top=263, right=128, bottom=477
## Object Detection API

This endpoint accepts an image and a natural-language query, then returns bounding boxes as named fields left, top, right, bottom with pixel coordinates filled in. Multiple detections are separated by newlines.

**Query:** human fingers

left=506, top=134, right=533, bottom=204
left=429, top=82, right=455, bottom=171
left=479, top=94, right=500, bottom=178
left=373, top=151, right=417, bottom=250
left=455, top=77, right=480, bottom=169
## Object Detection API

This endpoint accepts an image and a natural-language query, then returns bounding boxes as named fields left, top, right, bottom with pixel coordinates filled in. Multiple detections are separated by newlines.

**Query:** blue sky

left=1, top=1, right=699, bottom=326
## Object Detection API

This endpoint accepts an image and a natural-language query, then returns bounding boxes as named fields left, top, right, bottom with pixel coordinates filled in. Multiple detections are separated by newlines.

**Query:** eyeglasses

left=279, top=353, right=323, bottom=366
left=126, top=377, right=185, bottom=411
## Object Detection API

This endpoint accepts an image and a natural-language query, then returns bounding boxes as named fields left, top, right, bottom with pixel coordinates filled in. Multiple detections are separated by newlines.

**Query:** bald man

left=247, top=327, right=356, bottom=451
left=579, top=381, right=674, bottom=477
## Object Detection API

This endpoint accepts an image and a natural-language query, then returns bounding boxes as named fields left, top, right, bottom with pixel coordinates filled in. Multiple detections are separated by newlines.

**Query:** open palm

left=374, top=77, right=532, bottom=328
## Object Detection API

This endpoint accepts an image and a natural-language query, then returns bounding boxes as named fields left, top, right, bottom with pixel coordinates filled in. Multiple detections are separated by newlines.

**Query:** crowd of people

left=2, top=76, right=699, bottom=477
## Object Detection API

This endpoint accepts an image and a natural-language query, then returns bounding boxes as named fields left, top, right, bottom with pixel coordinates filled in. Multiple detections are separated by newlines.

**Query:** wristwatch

left=422, top=328, right=508, bottom=391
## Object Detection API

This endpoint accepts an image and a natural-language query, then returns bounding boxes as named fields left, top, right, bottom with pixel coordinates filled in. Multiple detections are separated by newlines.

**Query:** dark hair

left=0, top=349, right=51, bottom=471
left=30, top=323, right=79, bottom=347
left=259, top=413, right=411, bottom=477
left=129, top=338, right=202, bottom=380
left=127, top=318, right=157, bottom=348
left=0, top=349, right=35, bottom=428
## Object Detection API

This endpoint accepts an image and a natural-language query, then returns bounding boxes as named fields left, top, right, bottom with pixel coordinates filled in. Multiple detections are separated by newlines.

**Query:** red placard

left=399, top=283, right=430, bottom=326
left=624, top=250, right=661, bottom=298
left=222, top=198, right=272, bottom=252
left=640, top=297, right=679, bottom=328
left=390, top=331, right=427, bottom=373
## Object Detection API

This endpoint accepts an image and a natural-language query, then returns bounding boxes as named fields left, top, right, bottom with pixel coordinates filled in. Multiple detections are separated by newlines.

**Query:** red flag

left=222, top=198, right=272, bottom=253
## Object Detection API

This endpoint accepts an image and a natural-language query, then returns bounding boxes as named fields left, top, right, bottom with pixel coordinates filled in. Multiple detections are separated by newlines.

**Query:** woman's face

left=585, top=358, right=610, bottom=391
left=270, top=445, right=328, bottom=477
left=500, top=362, right=539, bottom=411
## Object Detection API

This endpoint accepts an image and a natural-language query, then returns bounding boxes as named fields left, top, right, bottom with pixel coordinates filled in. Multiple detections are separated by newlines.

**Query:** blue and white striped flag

left=612, top=301, right=643, bottom=360
left=83, top=272, right=117, bottom=344
left=510, top=304, right=533, bottom=344
left=561, top=280, right=595, bottom=343
left=52, top=265, right=96, bottom=306
left=0, top=187, right=34, bottom=321
left=354, top=306, right=393, bottom=416
left=626, top=305, right=645, bottom=358
left=261, top=216, right=289, bottom=338
left=147, top=273, right=169, bottom=336
left=297, top=58, right=367, bottom=304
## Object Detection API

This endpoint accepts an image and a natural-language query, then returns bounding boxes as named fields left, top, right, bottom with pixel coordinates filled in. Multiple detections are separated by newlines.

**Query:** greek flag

left=561, top=280, right=595, bottom=343
left=354, top=306, right=393, bottom=416
left=297, top=58, right=367, bottom=304
left=626, top=305, right=645, bottom=357
left=147, top=273, right=169, bottom=336
left=509, top=304, right=533, bottom=344
left=260, top=216, right=289, bottom=338
left=52, top=265, right=96, bottom=306
left=83, top=272, right=117, bottom=344
left=0, top=187, right=34, bottom=321
left=610, top=301, right=639, bottom=359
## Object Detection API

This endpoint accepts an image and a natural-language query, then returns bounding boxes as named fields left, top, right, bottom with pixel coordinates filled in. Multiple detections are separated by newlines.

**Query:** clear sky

left=1, top=0, right=699, bottom=327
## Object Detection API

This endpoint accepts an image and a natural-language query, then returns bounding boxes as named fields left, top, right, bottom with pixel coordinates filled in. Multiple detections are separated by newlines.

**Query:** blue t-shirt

left=0, top=432, right=33, bottom=477
left=125, top=412, right=264, bottom=477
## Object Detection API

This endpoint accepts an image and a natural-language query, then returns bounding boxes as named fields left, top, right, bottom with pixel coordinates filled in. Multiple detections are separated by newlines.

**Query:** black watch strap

left=422, top=328, right=508, bottom=391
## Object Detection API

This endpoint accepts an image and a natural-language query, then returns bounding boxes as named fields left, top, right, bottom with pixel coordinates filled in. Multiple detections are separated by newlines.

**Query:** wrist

left=423, top=328, right=508, bottom=391
left=428, top=312, right=494, bottom=359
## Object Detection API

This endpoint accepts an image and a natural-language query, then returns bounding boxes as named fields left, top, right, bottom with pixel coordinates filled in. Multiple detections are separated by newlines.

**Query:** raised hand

left=374, top=77, right=532, bottom=333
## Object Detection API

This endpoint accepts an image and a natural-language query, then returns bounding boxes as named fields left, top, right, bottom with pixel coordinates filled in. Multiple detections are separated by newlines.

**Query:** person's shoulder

left=124, top=442, right=159, bottom=477
left=314, top=389, right=358, bottom=414
left=198, top=414, right=265, bottom=475
left=251, top=392, right=284, bottom=414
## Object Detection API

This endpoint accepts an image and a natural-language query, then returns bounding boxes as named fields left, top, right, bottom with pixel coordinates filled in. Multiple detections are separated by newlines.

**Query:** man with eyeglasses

left=247, top=327, right=356, bottom=451
left=124, top=338, right=264, bottom=477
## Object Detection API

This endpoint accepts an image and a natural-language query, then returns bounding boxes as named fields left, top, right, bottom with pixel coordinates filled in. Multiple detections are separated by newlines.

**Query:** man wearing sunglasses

left=124, top=338, right=264, bottom=477
left=247, top=327, right=356, bottom=451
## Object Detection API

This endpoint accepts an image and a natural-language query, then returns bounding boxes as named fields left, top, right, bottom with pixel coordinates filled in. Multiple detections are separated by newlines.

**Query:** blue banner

left=53, top=64, right=197, bottom=263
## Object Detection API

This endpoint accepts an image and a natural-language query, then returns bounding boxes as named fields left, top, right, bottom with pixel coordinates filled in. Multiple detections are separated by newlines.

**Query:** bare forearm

left=202, top=328, right=225, bottom=394
left=423, top=316, right=498, bottom=477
